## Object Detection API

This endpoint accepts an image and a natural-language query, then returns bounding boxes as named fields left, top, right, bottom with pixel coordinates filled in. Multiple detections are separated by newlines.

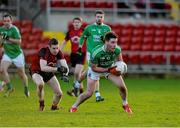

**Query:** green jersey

left=80, top=23, right=111, bottom=53
left=91, top=45, right=121, bottom=68
left=0, top=25, right=22, bottom=59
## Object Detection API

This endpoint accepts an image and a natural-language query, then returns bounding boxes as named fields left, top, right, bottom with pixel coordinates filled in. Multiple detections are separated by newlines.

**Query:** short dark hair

left=104, top=31, right=118, bottom=41
left=3, top=13, right=12, bottom=20
left=95, top=10, right=105, bottom=16
left=49, top=38, right=59, bottom=46
left=73, top=17, right=82, bottom=22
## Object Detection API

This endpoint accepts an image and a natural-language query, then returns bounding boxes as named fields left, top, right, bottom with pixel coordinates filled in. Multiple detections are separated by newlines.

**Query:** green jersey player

left=0, top=13, right=29, bottom=97
left=70, top=32, right=132, bottom=114
left=75, top=10, right=111, bottom=102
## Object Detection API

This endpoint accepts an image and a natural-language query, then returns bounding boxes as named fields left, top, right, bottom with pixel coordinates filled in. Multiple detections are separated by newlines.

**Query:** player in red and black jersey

left=30, top=38, right=69, bottom=111
left=61, top=17, right=86, bottom=97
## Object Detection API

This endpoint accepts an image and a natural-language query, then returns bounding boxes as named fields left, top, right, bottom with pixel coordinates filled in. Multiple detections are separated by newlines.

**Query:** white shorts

left=2, top=53, right=25, bottom=68
left=87, top=67, right=110, bottom=81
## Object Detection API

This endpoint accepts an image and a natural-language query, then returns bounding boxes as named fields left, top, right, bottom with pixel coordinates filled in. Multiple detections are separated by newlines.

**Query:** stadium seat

left=131, top=36, right=142, bottom=44
left=132, top=25, right=144, bottom=37
left=141, top=44, right=153, bottom=51
left=50, top=0, right=63, bottom=7
left=152, top=44, right=164, bottom=51
left=84, top=1, right=96, bottom=8
left=140, top=54, right=152, bottom=64
left=21, top=20, right=33, bottom=30
left=152, top=54, right=166, bottom=64
left=128, top=54, right=140, bottom=64
left=153, top=37, right=164, bottom=45
left=122, top=53, right=129, bottom=64
left=13, top=20, right=21, bottom=28
left=144, top=24, right=155, bottom=37
left=41, top=37, right=50, bottom=44
left=121, top=24, right=133, bottom=37
left=164, top=44, right=174, bottom=51
left=176, top=37, right=180, bottom=45
left=119, top=43, right=130, bottom=50
left=166, top=25, right=177, bottom=37
left=119, top=36, right=131, bottom=44
left=170, top=55, right=180, bottom=65
left=165, top=37, right=176, bottom=45
left=175, top=44, right=180, bottom=51
left=31, top=28, right=43, bottom=38
left=130, top=44, right=141, bottom=51
left=143, top=36, right=153, bottom=44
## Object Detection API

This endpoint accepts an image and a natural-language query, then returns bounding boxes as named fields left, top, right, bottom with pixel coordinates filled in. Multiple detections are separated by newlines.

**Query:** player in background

left=69, top=32, right=132, bottom=114
left=77, top=10, right=111, bottom=102
left=0, top=13, right=29, bottom=97
left=30, top=38, right=69, bottom=111
left=60, top=17, right=86, bottom=97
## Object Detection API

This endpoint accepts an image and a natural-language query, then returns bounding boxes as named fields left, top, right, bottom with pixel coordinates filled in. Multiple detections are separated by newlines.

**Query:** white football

left=115, top=61, right=127, bottom=74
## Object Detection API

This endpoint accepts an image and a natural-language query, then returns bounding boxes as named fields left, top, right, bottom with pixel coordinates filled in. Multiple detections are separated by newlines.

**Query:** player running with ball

left=69, top=32, right=132, bottom=114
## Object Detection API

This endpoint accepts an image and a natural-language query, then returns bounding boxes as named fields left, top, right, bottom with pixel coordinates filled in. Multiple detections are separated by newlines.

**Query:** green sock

left=7, top=83, right=13, bottom=90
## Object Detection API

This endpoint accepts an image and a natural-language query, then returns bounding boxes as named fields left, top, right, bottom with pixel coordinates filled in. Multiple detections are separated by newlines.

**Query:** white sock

left=95, top=91, right=100, bottom=97
left=122, top=99, right=128, bottom=106
left=72, top=104, right=77, bottom=108
left=74, top=81, right=81, bottom=88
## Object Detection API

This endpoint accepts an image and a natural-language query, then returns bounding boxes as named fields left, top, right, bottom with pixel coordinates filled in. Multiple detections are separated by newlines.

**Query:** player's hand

left=108, top=66, right=121, bottom=76
left=1, top=32, right=9, bottom=40
left=61, top=75, right=69, bottom=82
left=77, top=47, right=82, bottom=56
left=57, top=66, right=68, bottom=74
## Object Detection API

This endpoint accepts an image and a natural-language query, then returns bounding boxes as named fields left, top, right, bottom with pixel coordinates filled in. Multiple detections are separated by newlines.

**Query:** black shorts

left=29, top=69, right=55, bottom=83
left=70, top=53, right=86, bottom=67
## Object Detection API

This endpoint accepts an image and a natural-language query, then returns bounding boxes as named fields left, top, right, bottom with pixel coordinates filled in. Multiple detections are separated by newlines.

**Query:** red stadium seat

left=119, top=36, right=131, bottom=44
left=130, top=44, right=141, bottom=51
left=50, top=0, right=63, bottom=7
left=41, top=37, right=50, bottom=44
left=13, top=20, right=21, bottom=28
left=141, top=44, right=153, bottom=51
left=154, top=24, right=166, bottom=37
left=119, top=43, right=130, bottom=50
left=166, top=25, right=177, bottom=37
left=129, top=54, right=140, bottom=64
left=176, top=37, right=180, bottom=45
left=121, top=24, right=133, bottom=37
left=84, top=1, right=96, bottom=8
left=0, top=21, right=3, bottom=26
left=21, top=20, right=33, bottom=30
left=140, top=54, right=152, bottom=64
left=165, top=37, right=176, bottom=45
left=131, top=36, right=142, bottom=44
left=144, top=24, right=155, bottom=37
left=152, top=54, right=166, bottom=64
left=175, top=44, right=180, bottom=51
left=170, top=55, right=180, bottom=65
left=31, top=28, right=43, bottom=38
left=164, top=44, right=174, bottom=51
left=122, top=53, right=129, bottom=64
left=152, top=44, right=164, bottom=51
left=153, top=37, right=164, bottom=45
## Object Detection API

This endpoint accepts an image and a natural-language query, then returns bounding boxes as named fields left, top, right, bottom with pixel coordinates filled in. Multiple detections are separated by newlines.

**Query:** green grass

left=0, top=75, right=180, bottom=127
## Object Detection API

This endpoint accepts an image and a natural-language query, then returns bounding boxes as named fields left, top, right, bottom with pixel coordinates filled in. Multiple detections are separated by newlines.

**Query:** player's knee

left=38, top=84, right=44, bottom=90
left=56, top=90, right=63, bottom=97
left=19, top=73, right=27, bottom=80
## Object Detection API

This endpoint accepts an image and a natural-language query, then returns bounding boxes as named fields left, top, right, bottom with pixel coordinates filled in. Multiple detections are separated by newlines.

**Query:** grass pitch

left=0, top=75, right=180, bottom=127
